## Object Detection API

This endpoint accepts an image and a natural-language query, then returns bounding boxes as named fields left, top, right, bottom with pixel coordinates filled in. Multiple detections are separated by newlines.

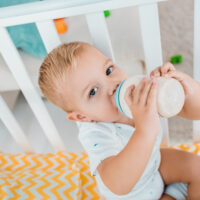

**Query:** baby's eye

left=89, top=87, right=98, bottom=98
left=106, top=65, right=113, bottom=75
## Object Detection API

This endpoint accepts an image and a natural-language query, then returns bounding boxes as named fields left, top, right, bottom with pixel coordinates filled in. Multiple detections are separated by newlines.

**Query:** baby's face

left=66, top=45, right=132, bottom=124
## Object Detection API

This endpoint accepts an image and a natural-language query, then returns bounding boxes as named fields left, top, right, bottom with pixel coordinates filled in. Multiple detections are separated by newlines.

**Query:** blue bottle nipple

left=115, top=79, right=127, bottom=117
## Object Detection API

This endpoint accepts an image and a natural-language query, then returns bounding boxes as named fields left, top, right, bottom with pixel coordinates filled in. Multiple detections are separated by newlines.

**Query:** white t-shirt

left=77, top=121, right=163, bottom=199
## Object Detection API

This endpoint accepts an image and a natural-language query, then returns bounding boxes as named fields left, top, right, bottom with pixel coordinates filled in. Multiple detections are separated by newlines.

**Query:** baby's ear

left=67, top=111, right=93, bottom=122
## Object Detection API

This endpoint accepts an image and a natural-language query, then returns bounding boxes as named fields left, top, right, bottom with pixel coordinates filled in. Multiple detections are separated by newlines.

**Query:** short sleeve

left=78, top=122, right=122, bottom=176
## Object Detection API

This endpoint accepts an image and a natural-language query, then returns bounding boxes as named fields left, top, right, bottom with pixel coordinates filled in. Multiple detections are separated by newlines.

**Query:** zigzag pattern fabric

left=0, top=144, right=199, bottom=199
left=0, top=152, right=102, bottom=200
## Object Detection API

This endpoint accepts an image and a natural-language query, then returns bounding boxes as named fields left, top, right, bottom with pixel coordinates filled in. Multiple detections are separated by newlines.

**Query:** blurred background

left=0, top=0, right=194, bottom=153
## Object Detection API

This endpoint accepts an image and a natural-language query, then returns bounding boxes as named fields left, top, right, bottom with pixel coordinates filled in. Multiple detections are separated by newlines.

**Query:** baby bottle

left=115, top=75, right=185, bottom=118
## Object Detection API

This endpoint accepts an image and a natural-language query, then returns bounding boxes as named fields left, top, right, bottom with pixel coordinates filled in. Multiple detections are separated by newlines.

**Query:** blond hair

left=38, top=41, right=90, bottom=112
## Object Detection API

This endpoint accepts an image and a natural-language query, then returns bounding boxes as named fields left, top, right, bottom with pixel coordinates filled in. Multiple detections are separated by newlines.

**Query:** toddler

left=38, top=41, right=200, bottom=200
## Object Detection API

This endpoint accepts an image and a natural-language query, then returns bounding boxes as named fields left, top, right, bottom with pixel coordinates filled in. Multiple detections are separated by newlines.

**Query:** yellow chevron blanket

left=0, top=144, right=199, bottom=199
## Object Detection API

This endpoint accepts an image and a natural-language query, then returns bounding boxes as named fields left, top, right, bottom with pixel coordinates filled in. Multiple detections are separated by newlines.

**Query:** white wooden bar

left=138, top=3, right=163, bottom=74
left=0, top=0, right=165, bottom=27
left=139, top=3, right=169, bottom=145
left=86, top=12, right=115, bottom=61
left=36, top=20, right=61, bottom=52
left=0, top=96, right=33, bottom=153
left=193, top=0, right=200, bottom=143
left=0, top=27, right=66, bottom=152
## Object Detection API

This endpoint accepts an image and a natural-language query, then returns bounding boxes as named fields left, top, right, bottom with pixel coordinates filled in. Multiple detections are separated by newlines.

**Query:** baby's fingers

left=150, top=62, right=176, bottom=78
left=140, top=79, right=153, bottom=105
left=133, top=77, right=147, bottom=104
left=147, top=79, right=158, bottom=108
left=160, top=62, right=176, bottom=75
left=164, top=70, right=184, bottom=81
left=150, top=67, right=161, bottom=78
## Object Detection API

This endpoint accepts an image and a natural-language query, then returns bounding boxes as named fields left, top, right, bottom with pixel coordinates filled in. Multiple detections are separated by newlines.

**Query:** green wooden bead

left=170, top=55, right=182, bottom=64
left=104, top=10, right=111, bottom=18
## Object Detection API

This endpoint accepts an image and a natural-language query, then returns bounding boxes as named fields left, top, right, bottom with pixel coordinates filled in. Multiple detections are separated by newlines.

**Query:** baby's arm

left=150, top=62, right=200, bottom=120
left=97, top=77, right=160, bottom=195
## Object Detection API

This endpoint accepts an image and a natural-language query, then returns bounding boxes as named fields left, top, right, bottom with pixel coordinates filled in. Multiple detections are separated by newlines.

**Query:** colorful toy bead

left=54, top=18, right=67, bottom=34
left=170, top=55, right=182, bottom=64
left=104, top=10, right=111, bottom=18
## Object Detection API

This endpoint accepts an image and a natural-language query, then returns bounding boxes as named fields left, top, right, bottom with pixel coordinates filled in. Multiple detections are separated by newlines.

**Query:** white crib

left=0, top=0, right=199, bottom=154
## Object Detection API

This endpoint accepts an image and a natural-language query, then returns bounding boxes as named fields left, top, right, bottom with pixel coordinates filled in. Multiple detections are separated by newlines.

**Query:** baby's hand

left=150, top=62, right=176, bottom=78
left=150, top=62, right=199, bottom=98
left=125, top=77, right=161, bottom=135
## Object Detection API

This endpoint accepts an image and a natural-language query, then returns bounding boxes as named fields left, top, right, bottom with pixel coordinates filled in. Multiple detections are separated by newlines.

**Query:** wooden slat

left=0, top=0, right=165, bottom=27
left=193, top=0, right=200, bottom=143
left=86, top=11, right=115, bottom=61
left=0, top=27, right=66, bottom=152
left=36, top=20, right=61, bottom=53
left=0, top=95, right=33, bottom=153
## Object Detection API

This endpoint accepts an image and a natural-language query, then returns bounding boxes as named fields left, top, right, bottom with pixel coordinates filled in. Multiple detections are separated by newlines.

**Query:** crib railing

left=1, top=0, right=198, bottom=153
left=193, top=0, right=200, bottom=143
